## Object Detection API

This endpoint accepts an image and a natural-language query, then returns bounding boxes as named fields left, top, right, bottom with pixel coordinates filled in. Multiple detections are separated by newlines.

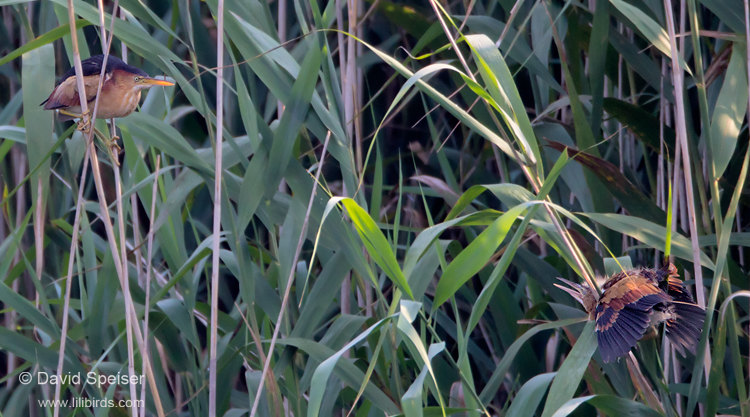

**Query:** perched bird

left=41, top=55, right=173, bottom=161
left=556, top=263, right=705, bottom=363
left=42, top=54, right=173, bottom=121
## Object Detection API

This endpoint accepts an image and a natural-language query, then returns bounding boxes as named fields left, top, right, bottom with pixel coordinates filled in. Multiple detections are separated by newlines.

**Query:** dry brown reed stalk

left=250, top=131, right=332, bottom=417
left=34, top=177, right=42, bottom=309
left=53, top=145, right=90, bottom=417
left=57, top=1, right=165, bottom=415
left=209, top=0, right=225, bottom=415
left=131, top=190, right=144, bottom=408
left=663, top=0, right=710, bottom=381
left=140, top=155, right=160, bottom=417
left=54, top=3, right=104, bottom=416
left=113, top=155, right=139, bottom=417
left=663, top=0, right=705, bottom=307
left=744, top=0, right=750, bottom=393
left=93, top=1, right=139, bottom=413
left=278, top=0, right=286, bottom=118
left=626, top=352, right=664, bottom=412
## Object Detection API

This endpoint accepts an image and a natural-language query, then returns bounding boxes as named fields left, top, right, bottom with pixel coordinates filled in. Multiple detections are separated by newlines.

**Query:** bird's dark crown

left=59, top=55, right=148, bottom=82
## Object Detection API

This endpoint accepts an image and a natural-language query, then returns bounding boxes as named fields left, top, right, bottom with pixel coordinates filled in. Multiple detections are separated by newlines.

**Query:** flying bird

left=556, top=263, right=705, bottom=363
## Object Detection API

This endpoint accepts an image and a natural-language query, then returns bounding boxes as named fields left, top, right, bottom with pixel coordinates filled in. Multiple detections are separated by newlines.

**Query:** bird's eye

left=134, top=76, right=140, bottom=82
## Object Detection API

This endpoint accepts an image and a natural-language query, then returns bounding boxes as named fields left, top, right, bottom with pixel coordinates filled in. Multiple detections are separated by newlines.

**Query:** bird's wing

left=42, top=74, right=102, bottom=110
left=664, top=275, right=697, bottom=303
left=661, top=275, right=705, bottom=354
left=594, top=277, right=669, bottom=362
left=41, top=55, right=123, bottom=109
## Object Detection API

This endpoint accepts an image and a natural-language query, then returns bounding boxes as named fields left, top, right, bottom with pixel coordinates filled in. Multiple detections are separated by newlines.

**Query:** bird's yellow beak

left=140, top=77, right=175, bottom=87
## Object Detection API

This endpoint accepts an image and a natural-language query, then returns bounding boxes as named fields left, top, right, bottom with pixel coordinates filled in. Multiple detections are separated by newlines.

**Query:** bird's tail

left=665, top=301, right=705, bottom=356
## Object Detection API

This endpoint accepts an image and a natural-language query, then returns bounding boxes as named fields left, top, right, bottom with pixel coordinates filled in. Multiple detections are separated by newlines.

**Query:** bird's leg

left=109, top=118, right=120, bottom=142
left=106, top=118, right=122, bottom=163
left=58, top=109, right=93, bottom=134
left=92, top=127, right=120, bottom=166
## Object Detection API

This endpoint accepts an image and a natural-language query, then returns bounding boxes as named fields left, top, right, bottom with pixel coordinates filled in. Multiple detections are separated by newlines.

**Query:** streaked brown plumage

left=41, top=55, right=173, bottom=120
left=556, top=263, right=705, bottom=363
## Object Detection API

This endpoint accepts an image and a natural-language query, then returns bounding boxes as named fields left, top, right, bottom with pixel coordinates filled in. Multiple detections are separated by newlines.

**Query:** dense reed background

left=0, top=0, right=748, bottom=416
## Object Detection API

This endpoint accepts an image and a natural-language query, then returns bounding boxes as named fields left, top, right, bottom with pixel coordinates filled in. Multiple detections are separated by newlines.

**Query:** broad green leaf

left=301, top=316, right=399, bottom=417
left=121, top=112, right=213, bottom=175
left=506, top=373, right=556, bottom=417
left=699, top=0, right=744, bottom=33
left=0, top=126, right=27, bottom=144
left=265, top=38, right=321, bottom=196
left=465, top=34, right=540, bottom=165
left=402, top=210, right=504, bottom=280
left=541, top=321, right=598, bottom=417
left=603, top=256, right=633, bottom=276
left=0, top=20, right=92, bottom=68
left=688, top=146, right=750, bottom=415
left=464, top=152, right=573, bottom=337
left=398, top=301, right=446, bottom=414
left=710, top=42, right=748, bottom=179
left=584, top=213, right=714, bottom=269
left=341, top=198, right=414, bottom=299
left=550, top=394, right=663, bottom=417
left=479, top=317, right=586, bottom=404
left=588, top=0, right=609, bottom=134
left=402, top=342, right=446, bottom=417
left=49, top=0, right=181, bottom=66
left=547, top=141, right=667, bottom=224
left=22, top=44, right=54, bottom=207
left=374, top=62, right=522, bottom=164
left=461, top=16, right=564, bottom=94
left=433, top=201, right=536, bottom=309
left=356, top=36, right=528, bottom=164
left=610, top=0, right=691, bottom=74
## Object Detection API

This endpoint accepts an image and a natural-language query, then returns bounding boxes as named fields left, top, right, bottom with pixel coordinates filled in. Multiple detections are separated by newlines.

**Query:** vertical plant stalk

left=626, top=352, right=664, bottom=412
left=494, top=0, right=524, bottom=47
left=278, top=0, right=286, bottom=117
left=140, top=156, right=160, bottom=417
left=347, top=0, right=358, bottom=167
left=664, top=0, right=705, bottom=308
left=95, top=2, right=138, bottom=413
left=745, top=0, right=750, bottom=395
left=658, top=57, right=682, bottom=412
left=62, top=1, right=164, bottom=415
left=54, top=2, right=108, bottom=415
left=336, top=0, right=346, bottom=114
left=339, top=0, right=352, bottom=334
left=120, top=9, right=127, bottom=62
left=250, top=132, right=332, bottom=417
left=356, top=0, right=372, bottom=318
left=209, top=0, right=225, bottom=415
left=88, top=112, right=166, bottom=417
left=34, top=177, right=43, bottom=308
left=665, top=0, right=712, bottom=389
left=4, top=9, right=18, bottom=377
left=52, top=148, right=91, bottom=417
left=114, top=152, right=139, bottom=417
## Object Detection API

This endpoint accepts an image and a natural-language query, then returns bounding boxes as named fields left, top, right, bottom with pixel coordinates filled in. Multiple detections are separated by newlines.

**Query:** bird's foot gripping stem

left=58, top=110, right=121, bottom=165
left=59, top=109, right=93, bottom=134
left=92, top=129, right=121, bottom=166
